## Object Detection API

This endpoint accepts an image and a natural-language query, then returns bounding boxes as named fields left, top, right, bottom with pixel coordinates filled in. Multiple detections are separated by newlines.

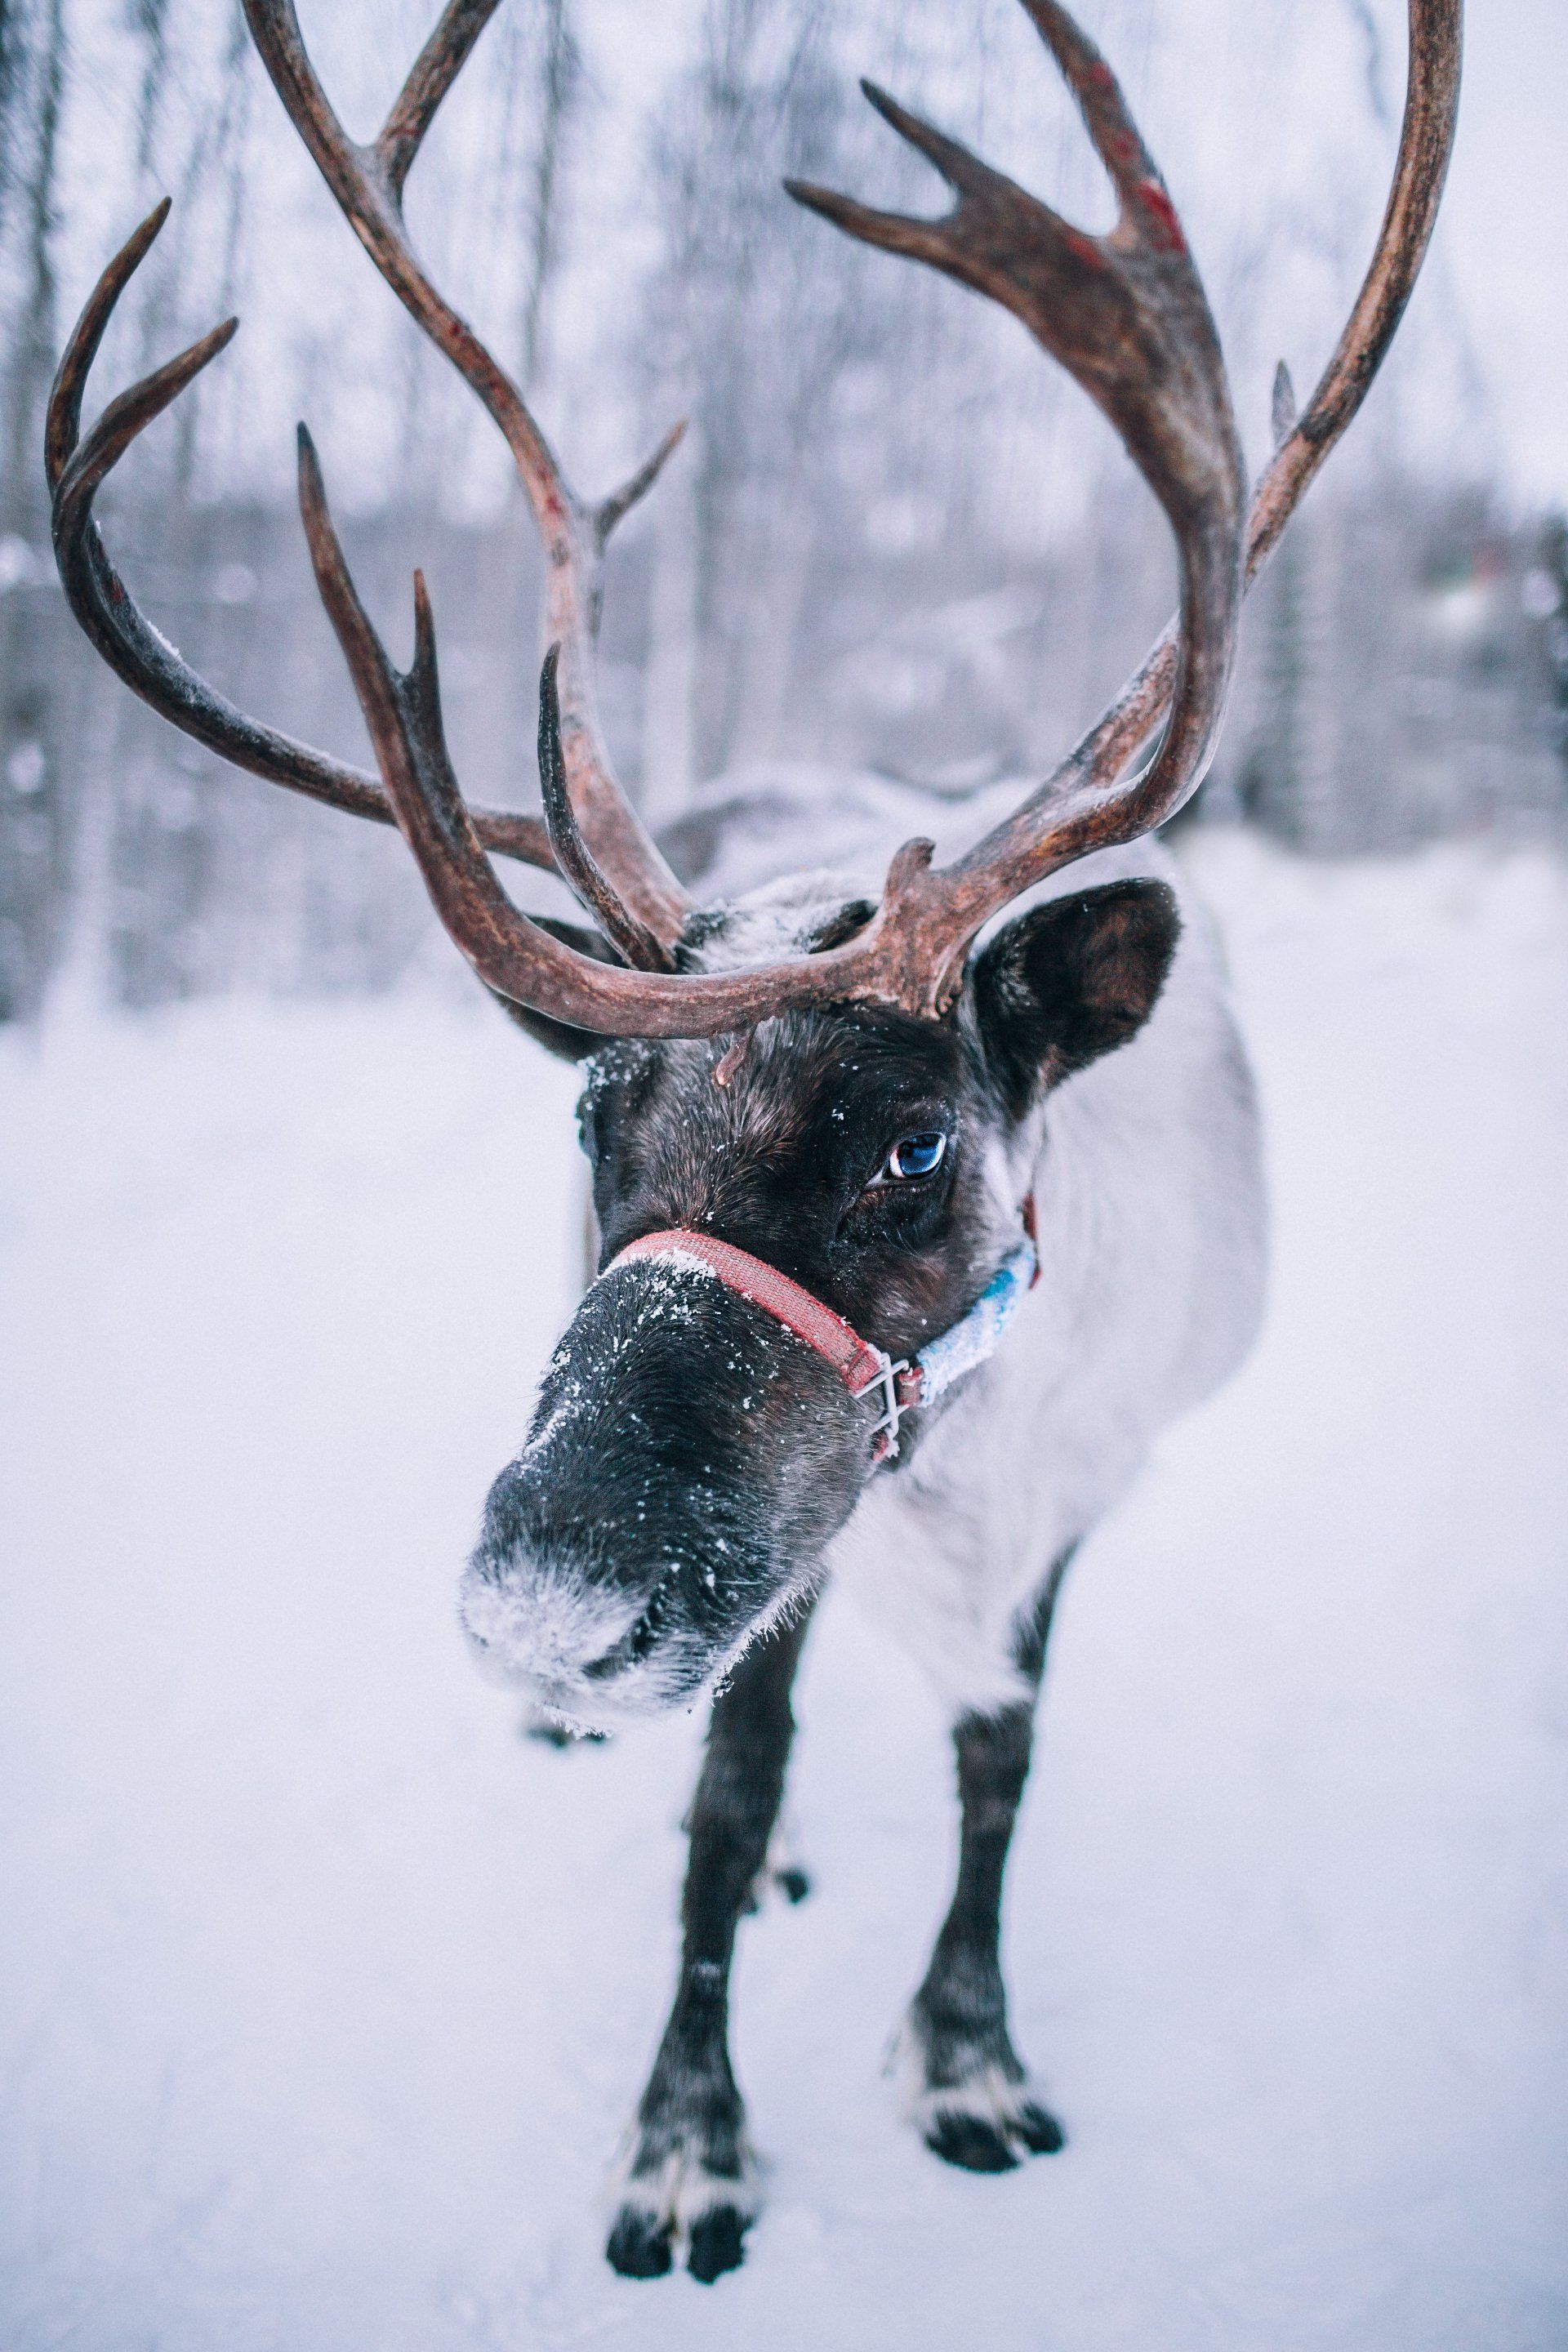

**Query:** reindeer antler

left=47, top=199, right=556, bottom=876
left=310, top=0, right=1455, bottom=1036
left=51, top=0, right=1460, bottom=1039
left=783, top=0, right=1246, bottom=1004
left=950, top=0, right=1463, bottom=921
left=779, top=0, right=1462, bottom=1001
left=238, top=0, right=689, bottom=969
left=47, top=0, right=695, bottom=964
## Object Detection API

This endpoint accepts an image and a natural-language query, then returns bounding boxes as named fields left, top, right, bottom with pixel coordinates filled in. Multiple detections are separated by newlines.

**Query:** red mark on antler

left=1134, top=180, right=1185, bottom=255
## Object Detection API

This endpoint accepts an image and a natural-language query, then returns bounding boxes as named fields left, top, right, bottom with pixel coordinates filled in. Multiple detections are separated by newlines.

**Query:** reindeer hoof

left=605, top=2206, right=674, bottom=2277
left=924, top=2110, right=1021, bottom=2172
left=911, top=2065, right=1067, bottom=2173
left=604, top=2197, right=752, bottom=2283
left=1012, top=2097, right=1066, bottom=2154
left=686, top=2205, right=750, bottom=2282
left=605, top=2148, right=760, bottom=2281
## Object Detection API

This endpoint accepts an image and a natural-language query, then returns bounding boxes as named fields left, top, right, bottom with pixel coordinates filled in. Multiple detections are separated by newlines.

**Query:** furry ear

left=491, top=917, right=619, bottom=1063
left=970, top=878, right=1181, bottom=1118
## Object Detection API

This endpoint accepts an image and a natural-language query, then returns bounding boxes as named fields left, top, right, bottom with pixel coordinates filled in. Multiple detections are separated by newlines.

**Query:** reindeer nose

left=458, top=1539, right=715, bottom=1732
left=457, top=1249, right=871, bottom=1725
left=457, top=1529, right=648, bottom=1700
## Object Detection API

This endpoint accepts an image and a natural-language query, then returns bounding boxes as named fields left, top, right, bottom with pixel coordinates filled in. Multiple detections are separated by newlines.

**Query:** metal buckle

left=850, top=1349, right=912, bottom=1462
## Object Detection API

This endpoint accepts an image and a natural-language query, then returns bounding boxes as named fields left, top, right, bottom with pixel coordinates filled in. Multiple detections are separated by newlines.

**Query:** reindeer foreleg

left=606, top=1601, right=814, bottom=2283
left=905, top=1548, right=1075, bottom=2171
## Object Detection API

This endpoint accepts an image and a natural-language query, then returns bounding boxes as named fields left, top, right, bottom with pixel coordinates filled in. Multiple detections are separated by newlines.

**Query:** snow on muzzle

left=459, top=1251, right=867, bottom=1731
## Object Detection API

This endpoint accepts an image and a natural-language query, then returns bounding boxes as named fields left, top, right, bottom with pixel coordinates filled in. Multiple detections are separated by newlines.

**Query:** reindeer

left=50, top=0, right=1459, bottom=2286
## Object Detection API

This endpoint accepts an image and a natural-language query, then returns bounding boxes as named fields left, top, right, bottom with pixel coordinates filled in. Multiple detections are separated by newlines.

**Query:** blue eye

left=885, top=1131, right=947, bottom=1181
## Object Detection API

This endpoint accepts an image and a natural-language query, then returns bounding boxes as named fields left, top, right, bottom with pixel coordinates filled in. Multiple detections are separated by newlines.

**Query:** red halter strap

left=609, top=1196, right=1037, bottom=1465
left=609, top=1227, right=913, bottom=1459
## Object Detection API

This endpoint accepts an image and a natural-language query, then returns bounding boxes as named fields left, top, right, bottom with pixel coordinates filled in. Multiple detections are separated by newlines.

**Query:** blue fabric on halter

left=914, top=1232, right=1038, bottom=1407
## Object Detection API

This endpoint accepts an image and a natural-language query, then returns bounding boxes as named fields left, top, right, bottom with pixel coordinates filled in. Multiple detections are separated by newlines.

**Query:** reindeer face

left=459, top=875, right=1179, bottom=1731
left=461, top=1001, right=998, bottom=1730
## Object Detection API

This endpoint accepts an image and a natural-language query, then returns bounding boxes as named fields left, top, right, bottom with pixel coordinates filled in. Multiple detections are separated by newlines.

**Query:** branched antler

left=239, top=0, right=688, bottom=968
left=51, top=0, right=1460, bottom=1038
left=785, top=0, right=1246, bottom=1002
left=919, top=0, right=1463, bottom=927
left=46, top=201, right=555, bottom=872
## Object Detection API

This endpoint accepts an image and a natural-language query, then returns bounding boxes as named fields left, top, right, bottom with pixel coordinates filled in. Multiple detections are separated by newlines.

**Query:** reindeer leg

left=906, top=1548, right=1075, bottom=2172
left=606, top=1601, right=815, bottom=2283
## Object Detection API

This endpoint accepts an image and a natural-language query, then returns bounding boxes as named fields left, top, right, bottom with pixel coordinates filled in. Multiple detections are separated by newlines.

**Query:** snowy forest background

left=2, top=0, right=1566, bottom=1023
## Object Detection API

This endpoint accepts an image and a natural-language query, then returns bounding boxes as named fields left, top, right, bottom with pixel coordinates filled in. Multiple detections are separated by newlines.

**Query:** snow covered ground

left=2, top=837, right=1565, bottom=2351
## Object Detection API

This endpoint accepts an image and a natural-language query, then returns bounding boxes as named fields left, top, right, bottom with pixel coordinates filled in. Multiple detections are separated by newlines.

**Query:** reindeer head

left=50, top=0, right=1459, bottom=1727
left=461, top=870, right=1178, bottom=1726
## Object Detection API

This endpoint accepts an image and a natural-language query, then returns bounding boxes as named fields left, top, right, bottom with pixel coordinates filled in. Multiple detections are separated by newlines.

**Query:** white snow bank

left=1, top=841, right=1565, bottom=2350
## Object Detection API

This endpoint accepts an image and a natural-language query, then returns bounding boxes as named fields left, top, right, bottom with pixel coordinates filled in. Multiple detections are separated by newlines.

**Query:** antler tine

left=46, top=195, right=172, bottom=492
left=241, top=0, right=691, bottom=964
left=1022, top=0, right=1160, bottom=206
left=786, top=84, right=1052, bottom=286
left=854, top=81, right=1014, bottom=206
left=596, top=419, right=688, bottom=543
left=536, top=645, right=678, bottom=971
left=47, top=204, right=555, bottom=870
left=376, top=0, right=499, bottom=202
left=1247, top=0, right=1460, bottom=585
left=57, top=317, right=241, bottom=521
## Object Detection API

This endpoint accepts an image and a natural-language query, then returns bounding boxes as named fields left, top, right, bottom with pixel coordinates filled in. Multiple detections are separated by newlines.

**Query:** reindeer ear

left=970, top=878, right=1180, bottom=1118
left=492, top=917, right=618, bottom=1062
